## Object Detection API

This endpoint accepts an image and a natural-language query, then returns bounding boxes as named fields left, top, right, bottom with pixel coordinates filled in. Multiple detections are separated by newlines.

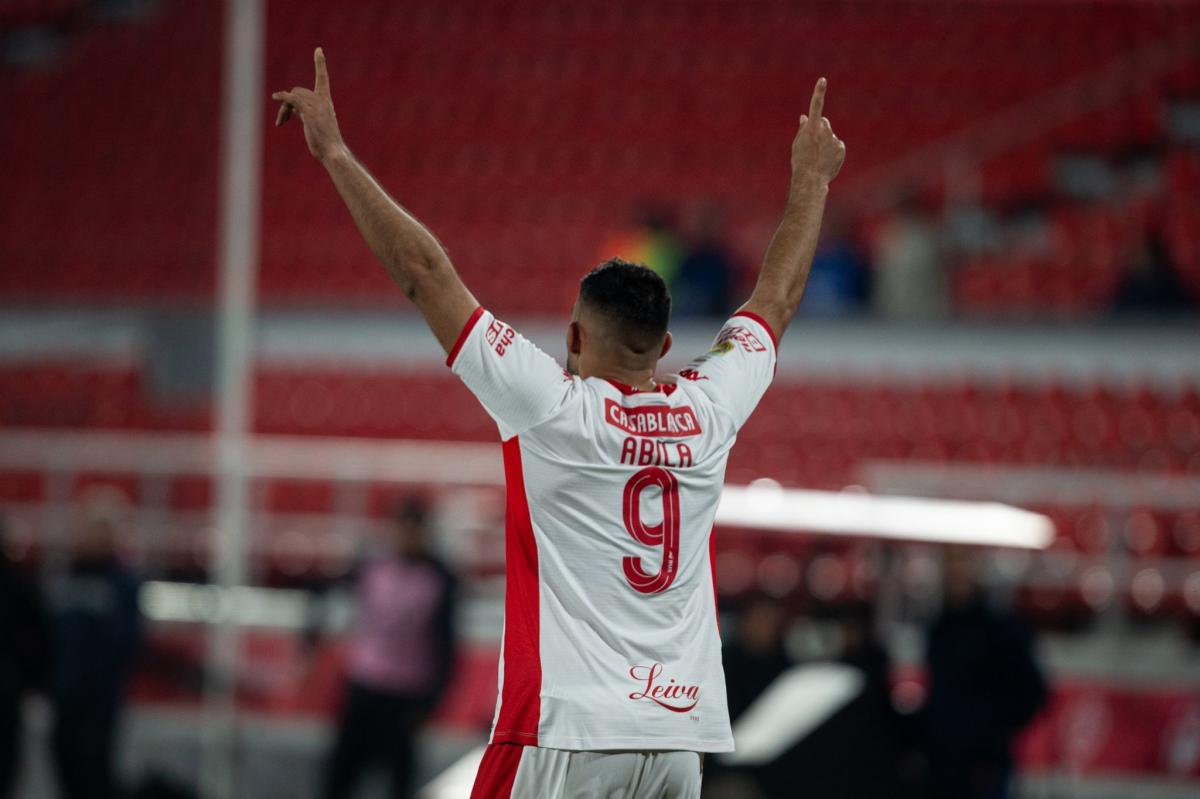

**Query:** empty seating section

left=0, top=0, right=222, bottom=299
left=0, top=359, right=210, bottom=430
left=957, top=147, right=1200, bottom=315
left=2, top=1, right=1198, bottom=311
left=261, top=0, right=1200, bottom=313
left=6, top=363, right=1198, bottom=479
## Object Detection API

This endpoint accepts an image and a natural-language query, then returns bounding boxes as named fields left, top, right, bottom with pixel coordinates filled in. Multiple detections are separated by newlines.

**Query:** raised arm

left=739, top=78, right=846, bottom=339
left=272, top=48, right=478, bottom=353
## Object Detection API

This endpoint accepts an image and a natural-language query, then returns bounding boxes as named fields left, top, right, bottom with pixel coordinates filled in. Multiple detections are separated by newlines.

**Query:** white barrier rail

left=0, top=429, right=1052, bottom=549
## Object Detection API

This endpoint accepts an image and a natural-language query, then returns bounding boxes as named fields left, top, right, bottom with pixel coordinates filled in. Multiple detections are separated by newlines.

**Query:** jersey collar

left=604, top=378, right=678, bottom=396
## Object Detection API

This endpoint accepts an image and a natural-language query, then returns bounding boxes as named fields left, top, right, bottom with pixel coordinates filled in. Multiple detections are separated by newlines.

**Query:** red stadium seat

left=2, top=0, right=1198, bottom=315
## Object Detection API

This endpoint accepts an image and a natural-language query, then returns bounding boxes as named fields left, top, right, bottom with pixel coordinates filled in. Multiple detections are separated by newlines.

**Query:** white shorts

left=470, top=743, right=703, bottom=799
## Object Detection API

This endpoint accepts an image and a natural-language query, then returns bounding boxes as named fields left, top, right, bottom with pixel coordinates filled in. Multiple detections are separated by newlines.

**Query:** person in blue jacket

left=49, top=489, right=142, bottom=799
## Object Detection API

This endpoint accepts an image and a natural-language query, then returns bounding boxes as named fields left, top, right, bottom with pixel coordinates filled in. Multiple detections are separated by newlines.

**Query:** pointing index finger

left=808, top=77, right=827, bottom=120
left=314, top=47, right=329, bottom=95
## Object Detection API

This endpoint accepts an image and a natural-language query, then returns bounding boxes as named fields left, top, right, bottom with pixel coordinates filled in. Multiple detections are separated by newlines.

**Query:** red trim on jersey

left=731, top=310, right=779, bottom=353
left=470, top=742, right=524, bottom=799
left=604, top=378, right=679, bottom=396
left=493, top=437, right=541, bottom=745
left=709, top=532, right=721, bottom=633
left=446, top=306, right=486, bottom=368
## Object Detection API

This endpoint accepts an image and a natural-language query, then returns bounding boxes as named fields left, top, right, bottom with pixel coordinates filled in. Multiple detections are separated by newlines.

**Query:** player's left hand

left=272, top=47, right=345, bottom=162
left=790, top=77, right=845, bottom=187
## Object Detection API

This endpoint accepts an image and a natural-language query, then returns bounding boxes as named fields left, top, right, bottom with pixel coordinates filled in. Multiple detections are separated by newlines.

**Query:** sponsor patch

left=715, top=325, right=767, bottom=354
left=485, top=319, right=515, bottom=356
left=628, top=663, right=700, bottom=713
left=604, top=399, right=701, bottom=437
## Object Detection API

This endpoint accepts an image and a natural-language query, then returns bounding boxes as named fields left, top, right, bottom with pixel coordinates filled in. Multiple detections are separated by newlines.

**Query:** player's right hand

left=272, top=47, right=346, bottom=163
left=790, top=77, right=846, bottom=187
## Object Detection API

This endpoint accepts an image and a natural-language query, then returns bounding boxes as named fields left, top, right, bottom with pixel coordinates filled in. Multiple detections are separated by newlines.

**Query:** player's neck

left=587, top=366, right=658, bottom=392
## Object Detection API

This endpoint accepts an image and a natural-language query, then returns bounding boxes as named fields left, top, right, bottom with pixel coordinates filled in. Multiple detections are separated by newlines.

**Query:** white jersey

left=448, top=306, right=777, bottom=752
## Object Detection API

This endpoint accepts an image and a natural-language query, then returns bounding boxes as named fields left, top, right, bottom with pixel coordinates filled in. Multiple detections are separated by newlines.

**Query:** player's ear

left=658, top=331, right=672, bottom=359
left=567, top=320, right=583, bottom=356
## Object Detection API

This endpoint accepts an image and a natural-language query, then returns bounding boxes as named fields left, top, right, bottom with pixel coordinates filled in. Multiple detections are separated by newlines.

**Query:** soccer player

left=274, top=48, right=845, bottom=799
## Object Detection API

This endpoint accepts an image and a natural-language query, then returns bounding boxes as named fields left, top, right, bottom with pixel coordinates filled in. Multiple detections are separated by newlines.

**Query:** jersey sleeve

left=447, top=307, right=575, bottom=440
left=675, top=310, right=778, bottom=430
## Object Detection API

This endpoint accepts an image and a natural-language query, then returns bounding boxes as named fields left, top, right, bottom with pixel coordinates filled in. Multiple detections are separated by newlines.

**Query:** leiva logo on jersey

left=628, top=663, right=700, bottom=712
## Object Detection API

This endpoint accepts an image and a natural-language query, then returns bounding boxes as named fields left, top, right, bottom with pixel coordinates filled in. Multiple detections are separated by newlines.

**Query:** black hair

left=393, top=496, right=428, bottom=526
left=578, top=258, right=671, bottom=352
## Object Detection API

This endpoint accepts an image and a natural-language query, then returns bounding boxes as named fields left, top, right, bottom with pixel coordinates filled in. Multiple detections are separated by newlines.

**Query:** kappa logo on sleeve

left=714, top=326, right=766, bottom=354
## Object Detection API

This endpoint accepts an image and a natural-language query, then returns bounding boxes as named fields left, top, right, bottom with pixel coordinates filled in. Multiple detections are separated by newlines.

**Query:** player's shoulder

left=658, top=374, right=727, bottom=420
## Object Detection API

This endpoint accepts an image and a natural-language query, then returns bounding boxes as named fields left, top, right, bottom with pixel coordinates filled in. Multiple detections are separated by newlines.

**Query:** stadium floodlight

left=716, top=481, right=1054, bottom=549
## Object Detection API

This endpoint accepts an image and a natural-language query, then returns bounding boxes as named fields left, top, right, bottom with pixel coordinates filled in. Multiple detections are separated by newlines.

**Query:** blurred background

left=1, top=0, right=1199, bottom=797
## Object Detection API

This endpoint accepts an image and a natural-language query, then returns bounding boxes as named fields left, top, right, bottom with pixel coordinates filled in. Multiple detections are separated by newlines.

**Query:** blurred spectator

left=597, top=204, right=684, bottom=287
left=703, top=595, right=792, bottom=799
left=763, top=604, right=916, bottom=799
left=0, top=519, right=51, bottom=799
left=820, top=603, right=916, bottom=798
left=921, top=547, right=1047, bottom=799
left=712, top=600, right=917, bottom=799
left=721, top=595, right=792, bottom=723
left=321, top=498, right=457, bottom=799
left=872, top=193, right=948, bottom=320
left=674, top=204, right=735, bottom=318
left=800, top=211, right=870, bottom=317
left=1112, top=226, right=1196, bottom=316
left=50, top=488, right=143, bottom=799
